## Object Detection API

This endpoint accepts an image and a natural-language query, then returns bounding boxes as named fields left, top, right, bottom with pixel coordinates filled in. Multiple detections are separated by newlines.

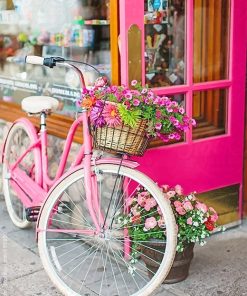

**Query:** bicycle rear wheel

left=38, top=164, right=177, bottom=296
left=2, top=120, right=40, bottom=228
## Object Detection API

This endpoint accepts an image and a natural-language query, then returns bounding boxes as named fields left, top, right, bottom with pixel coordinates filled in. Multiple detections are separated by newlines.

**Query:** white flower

left=128, top=265, right=136, bottom=275
left=200, top=240, right=207, bottom=246
left=193, top=221, right=199, bottom=227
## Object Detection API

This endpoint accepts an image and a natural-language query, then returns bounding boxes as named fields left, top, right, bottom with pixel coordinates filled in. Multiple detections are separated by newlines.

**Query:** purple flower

left=90, top=101, right=106, bottom=127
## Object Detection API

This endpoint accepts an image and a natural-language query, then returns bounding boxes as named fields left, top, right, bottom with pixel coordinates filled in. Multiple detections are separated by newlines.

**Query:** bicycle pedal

left=25, top=206, right=41, bottom=222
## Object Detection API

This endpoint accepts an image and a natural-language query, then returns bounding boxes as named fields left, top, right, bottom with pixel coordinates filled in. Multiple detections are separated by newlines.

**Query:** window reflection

left=144, top=0, right=186, bottom=88
left=193, top=89, right=227, bottom=139
left=193, top=0, right=230, bottom=82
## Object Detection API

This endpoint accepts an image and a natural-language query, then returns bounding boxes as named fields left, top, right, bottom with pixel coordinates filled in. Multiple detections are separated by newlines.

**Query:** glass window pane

left=144, top=0, right=186, bottom=87
left=192, top=89, right=227, bottom=139
left=193, top=0, right=230, bottom=82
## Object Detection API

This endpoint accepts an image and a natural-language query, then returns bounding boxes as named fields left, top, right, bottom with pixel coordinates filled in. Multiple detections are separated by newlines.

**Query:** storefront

left=0, top=0, right=246, bottom=226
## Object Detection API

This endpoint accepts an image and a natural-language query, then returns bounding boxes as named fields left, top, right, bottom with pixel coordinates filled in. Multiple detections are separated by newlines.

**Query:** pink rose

left=137, top=193, right=147, bottom=206
left=145, top=217, right=157, bottom=230
left=175, top=185, right=183, bottom=195
left=174, top=200, right=182, bottom=208
left=144, top=198, right=157, bottom=211
left=167, top=191, right=176, bottom=198
left=211, top=213, right=218, bottom=222
left=195, top=202, right=208, bottom=213
left=162, top=185, right=170, bottom=193
left=183, top=201, right=193, bottom=211
left=176, top=206, right=186, bottom=215
left=187, top=217, right=193, bottom=225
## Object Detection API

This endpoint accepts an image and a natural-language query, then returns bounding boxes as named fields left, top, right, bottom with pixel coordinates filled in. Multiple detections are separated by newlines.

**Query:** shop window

left=193, top=0, right=230, bottom=83
left=144, top=0, right=186, bottom=88
left=192, top=88, right=227, bottom=140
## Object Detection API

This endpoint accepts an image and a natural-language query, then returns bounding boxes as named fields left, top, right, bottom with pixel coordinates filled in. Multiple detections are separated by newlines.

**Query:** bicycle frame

left=3, top=58, right=138, bottom=234
left=6, top=114, right=85, bottom=207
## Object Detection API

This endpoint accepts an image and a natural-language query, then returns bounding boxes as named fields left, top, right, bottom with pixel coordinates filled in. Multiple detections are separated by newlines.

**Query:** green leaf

left=118, top=104, right=142, bottom=128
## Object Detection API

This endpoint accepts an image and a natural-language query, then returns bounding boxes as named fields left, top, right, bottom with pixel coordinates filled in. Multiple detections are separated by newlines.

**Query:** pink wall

left=120, top=0, right=247, bottom=195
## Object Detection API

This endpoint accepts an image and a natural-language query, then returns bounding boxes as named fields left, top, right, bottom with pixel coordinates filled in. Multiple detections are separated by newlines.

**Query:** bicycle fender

left=35, top=158, right=139, bottom=241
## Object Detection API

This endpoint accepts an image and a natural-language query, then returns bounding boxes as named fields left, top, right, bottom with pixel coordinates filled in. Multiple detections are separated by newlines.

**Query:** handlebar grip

left=25, top=56, right=44, bottom=65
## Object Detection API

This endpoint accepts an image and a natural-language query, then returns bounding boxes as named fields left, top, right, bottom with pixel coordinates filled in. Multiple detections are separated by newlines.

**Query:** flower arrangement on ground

left=121, top=184, right=218, bottom=256
left=78, top=79, right=196, bottom=143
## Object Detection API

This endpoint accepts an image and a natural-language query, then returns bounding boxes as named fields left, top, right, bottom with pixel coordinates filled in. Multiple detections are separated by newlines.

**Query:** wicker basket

left=91, top=120, right=149, bottom=156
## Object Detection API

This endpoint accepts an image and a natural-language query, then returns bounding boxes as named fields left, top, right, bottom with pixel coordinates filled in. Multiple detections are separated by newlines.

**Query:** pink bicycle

left=2, top=56, right=176, bottom=296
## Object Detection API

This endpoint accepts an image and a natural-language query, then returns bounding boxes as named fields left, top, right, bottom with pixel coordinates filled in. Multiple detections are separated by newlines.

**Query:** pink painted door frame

left=119, top=0, right=247, bottom=216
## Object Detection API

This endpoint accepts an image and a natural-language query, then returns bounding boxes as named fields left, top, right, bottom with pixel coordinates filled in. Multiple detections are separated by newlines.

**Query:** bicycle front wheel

left=38, top=164, right=177, bottom=296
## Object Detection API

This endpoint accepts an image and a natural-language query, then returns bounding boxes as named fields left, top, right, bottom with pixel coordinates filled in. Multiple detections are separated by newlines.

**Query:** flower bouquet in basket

left=120, top=184, right=218, bottom=283
left=77, top=79, right=196, bottom=155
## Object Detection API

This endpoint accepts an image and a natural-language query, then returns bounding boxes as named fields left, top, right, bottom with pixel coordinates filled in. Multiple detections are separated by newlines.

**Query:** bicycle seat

left=21, top=96, right=59, bottom=115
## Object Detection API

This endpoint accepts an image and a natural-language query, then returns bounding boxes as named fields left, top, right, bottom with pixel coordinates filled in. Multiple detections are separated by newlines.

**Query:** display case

left=0, top=0, right=119, bottom=141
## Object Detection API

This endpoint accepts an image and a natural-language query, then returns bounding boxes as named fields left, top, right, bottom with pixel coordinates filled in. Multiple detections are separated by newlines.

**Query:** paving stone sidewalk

left=0, top=200, right=247, bottom=296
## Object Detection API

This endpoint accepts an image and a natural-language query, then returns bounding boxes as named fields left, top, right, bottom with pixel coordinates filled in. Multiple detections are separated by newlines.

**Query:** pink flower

left=174, top=185, right=183, bottom=195
left=191, top=119, right=197, bottom=126
left=162, top=185, right=170, bottom=192
left=183, top=201, right=193, bottom=211
left=195, top=202, right=208, bottom=213
left=133, top=99, right=140, bottom=106
left=103, top=104, right=122, bottom=127
left=158, top=218, right=165, bottom=228
left=144, top=198, right=157, bottom=211
left=155, top=122, right=162, bottom=130
left=176, top=206, right=186, bottom=215
left=125, top=92, right=133, bottom=100
left=156, top=110, right=162, bottom=118
left=137, top=193, right=146, bottom=207
left=131, top=80, right=138, bottom=86
left=174, top=200, right=182, bottom=208
left=141, top=88, right=148, bottom=94
left=187, top=217, right=193, bottom=225
left=211, top=213, right=218, bottom=222
left=179, top=107, right=185, bottom=114
left=130, top=204, right=139, bottom=216
left=145, top=217, right=157, bottom=230
left=167, top=190, right=176, bottom=198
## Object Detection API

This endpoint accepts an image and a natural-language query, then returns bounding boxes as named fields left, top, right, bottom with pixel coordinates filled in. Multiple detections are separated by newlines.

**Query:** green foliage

left=118, top=104, right=142, bottom=128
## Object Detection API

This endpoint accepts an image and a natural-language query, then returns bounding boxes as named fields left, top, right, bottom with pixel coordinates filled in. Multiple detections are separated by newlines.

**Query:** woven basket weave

left=92, top=120, right=149, bottom=156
